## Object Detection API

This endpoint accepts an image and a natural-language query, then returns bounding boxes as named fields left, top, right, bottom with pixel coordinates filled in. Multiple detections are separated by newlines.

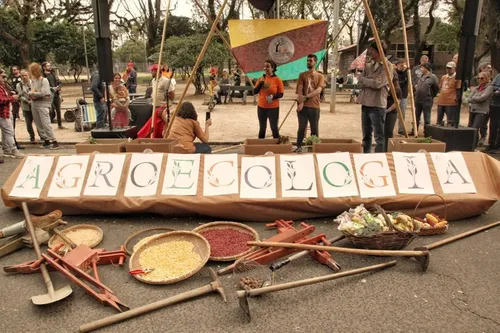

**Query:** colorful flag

left=228, top=19, right=328, bottom=81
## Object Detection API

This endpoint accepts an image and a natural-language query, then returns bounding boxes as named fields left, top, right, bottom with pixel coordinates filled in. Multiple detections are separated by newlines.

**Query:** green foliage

left=305, top=135, right=321, bottom=145
left=0, top=7, right=25, bottom=67
left=418, top=137, right=433, bottom=143
left=427, top=23, right=460, bottom=53
left=114, top=39, right=147, bottom=63
left=31, top=21, right=97, bottom=74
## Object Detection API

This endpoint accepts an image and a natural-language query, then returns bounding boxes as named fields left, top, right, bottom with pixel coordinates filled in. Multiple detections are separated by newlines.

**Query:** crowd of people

left=357, top=41, right=500, bottom=153
left=0, top=61, right=66, bottom=163
left=2, top=49, right=499, bottom=160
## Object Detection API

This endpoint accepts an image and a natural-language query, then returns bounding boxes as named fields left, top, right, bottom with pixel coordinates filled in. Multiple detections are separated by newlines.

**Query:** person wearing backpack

left=413, top=62, right=439, bottom=133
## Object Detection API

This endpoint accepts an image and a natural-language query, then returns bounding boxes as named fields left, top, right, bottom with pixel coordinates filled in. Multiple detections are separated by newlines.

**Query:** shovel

left=21, top=202, right=73, bottom=305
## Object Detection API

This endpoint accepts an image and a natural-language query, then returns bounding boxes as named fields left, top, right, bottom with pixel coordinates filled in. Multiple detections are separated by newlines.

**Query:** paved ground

left=1, top=148, right=500, bottom=333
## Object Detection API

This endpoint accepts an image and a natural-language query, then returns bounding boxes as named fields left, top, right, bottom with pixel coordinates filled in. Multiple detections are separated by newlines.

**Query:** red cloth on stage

left=137, top=106, right=166, bottom=138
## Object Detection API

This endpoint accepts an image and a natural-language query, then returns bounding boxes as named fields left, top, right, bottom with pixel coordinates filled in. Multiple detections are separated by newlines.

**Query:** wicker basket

left=129, top=231, right=210, bottom=285
left=343, top=205, right=417, bottom=250
left=414, top=194, right=449, bottom=236
left=48, top=224, right=103, bottom=250
left=192, top=222, right=259, bottom=261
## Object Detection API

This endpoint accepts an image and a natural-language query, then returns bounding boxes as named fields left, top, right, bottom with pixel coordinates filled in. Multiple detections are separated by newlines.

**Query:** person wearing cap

left=413, top=62, right=439, bottom=132
left=436, top=62, right=458, bottom=126
left=0, top=68, right=25, bottom=162
left=357, top=41, right=390, bottom=153
left=150, top=64, right=175, bottom=107
left=125, top=61, right=137, bottom=95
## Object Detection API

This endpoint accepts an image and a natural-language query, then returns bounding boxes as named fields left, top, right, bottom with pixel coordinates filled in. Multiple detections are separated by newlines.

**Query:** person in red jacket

left=0, top=69, right=25, bottom=163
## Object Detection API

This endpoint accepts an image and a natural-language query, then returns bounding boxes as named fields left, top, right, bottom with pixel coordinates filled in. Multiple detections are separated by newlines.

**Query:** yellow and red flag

left=228, top=19, right=328, bottom=81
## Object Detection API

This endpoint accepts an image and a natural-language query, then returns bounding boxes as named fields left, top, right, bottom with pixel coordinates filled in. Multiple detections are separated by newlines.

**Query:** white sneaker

left=4, top=150, right=25, bottom=159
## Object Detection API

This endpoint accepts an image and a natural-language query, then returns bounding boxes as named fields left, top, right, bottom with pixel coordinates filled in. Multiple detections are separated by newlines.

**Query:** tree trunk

left=194, top=67, right=205, bottom=94
left=412, top=1, right=422, bottom=66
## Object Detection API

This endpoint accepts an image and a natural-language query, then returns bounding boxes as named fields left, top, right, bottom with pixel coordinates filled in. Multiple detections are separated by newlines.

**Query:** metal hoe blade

left=32, top=284, right=73, bottom=305
left=238, top=293, right=251, bottom=322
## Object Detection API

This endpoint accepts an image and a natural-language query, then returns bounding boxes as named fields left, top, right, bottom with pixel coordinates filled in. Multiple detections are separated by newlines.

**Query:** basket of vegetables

left=335, top=204, right=418, bottom=250
left=412, top=194, right=449, bottom=236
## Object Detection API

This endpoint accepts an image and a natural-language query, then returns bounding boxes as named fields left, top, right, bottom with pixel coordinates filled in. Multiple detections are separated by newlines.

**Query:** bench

left=219, top=84, right=257, bottom=105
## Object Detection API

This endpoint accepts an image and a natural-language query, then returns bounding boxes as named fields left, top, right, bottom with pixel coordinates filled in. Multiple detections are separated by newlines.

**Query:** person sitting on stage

left=167, top=101, right=212, bottom=154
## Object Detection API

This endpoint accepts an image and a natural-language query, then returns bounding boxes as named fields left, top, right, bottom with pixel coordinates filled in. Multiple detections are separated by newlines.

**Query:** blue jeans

left=415, top=100, right=432, bottom=130
left=128, top=85, right=137, bottom=94
left=397, top=98, right=408, bottom=133
left=362, top=106, right=386, bottom=153
left=194, top=143, right=211, bottom=154
left=94, top=102, right=108, bottom=129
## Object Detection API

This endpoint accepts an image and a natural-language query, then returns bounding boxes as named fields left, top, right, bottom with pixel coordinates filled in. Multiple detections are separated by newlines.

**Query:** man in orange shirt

left=436, top=62, right=458, bottom=126
left=295, top=54, right=325, bottom=153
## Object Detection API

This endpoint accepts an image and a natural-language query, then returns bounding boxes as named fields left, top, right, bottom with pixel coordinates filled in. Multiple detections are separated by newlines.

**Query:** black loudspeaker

left=454, top=0, right=483, bottom=127
left=96, top=38, right=113, bottom=83
left=129, top=100, right=153, bottom=132
left=424, top=125, right=479, bottom=152
left=92, top=0, right=111, bottom=38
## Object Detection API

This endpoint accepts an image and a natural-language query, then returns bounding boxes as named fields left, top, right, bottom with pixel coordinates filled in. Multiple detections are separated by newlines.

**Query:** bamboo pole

left=360, top=0, right=409, bottom=138
left=164, top=0, right=230, bottom=137
left=276, top=1, right=361, bottom=132
left=193, top=0, right=255, bottom=89
left=397, top=0, right=418, bottom=137
left=247, top=241, right=428, bottom=257
left=212, top=144, right=242, bottom=154
left=151, top=0, right=172, bottom=133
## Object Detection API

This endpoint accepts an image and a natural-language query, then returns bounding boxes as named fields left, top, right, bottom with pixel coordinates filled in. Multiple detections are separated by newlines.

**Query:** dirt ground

left=14, top=81, right=472, bottom=143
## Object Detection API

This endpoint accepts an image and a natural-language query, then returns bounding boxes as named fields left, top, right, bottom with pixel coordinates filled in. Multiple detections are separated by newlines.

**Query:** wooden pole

left=164, top=0, right=230, bottom=137
left=192, top=0, right=255, bottom=89
left=212, top=144, right=242, bottom=154
left=276, top=1, right=361, bottom=133
left=247, top=241, right=427, bottom=257
left=397, top=0, right=418, bottom=137
left=151, top=0, right=172, bottom=133
left=238, top=260, right=396, bottom=298
left=420, top=221, right=500, bottom=251
left=360, top=0, right=408, bottom=138
left=330, top=0, right=340, bottom=114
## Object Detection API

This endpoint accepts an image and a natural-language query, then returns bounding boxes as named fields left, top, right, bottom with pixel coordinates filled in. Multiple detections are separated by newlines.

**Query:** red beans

left=200, top=228, right=255, bottom=258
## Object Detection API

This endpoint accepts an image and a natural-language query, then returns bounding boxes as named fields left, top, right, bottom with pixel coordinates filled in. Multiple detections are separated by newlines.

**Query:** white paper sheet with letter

left=353, top=153, right=396, bottom=198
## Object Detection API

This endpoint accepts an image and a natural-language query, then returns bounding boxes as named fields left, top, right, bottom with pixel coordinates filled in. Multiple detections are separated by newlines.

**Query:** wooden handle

left=53, top=228, right=77, bottom=249
left=248, top=241, right=426, bottom=257
left=238, top=260, right=397, bottom=297
left=21, top=202, right=43, bottom=259
left=361, top=0, right=408, bottom=137
left=21, top=202, right=56, bottom=298
left=424, top=220, right=500, bottom=250
left=79, top=283, right=216, bottom=332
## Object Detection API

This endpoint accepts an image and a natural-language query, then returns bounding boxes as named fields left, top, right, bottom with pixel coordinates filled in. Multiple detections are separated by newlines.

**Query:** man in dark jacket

left=395, top=59, right=409, bottom=135
left=414, top=62, right=439, bottom=131
left=42, top=62, right=64, bottom=129
left=91, top=71, right=107, bottom=129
